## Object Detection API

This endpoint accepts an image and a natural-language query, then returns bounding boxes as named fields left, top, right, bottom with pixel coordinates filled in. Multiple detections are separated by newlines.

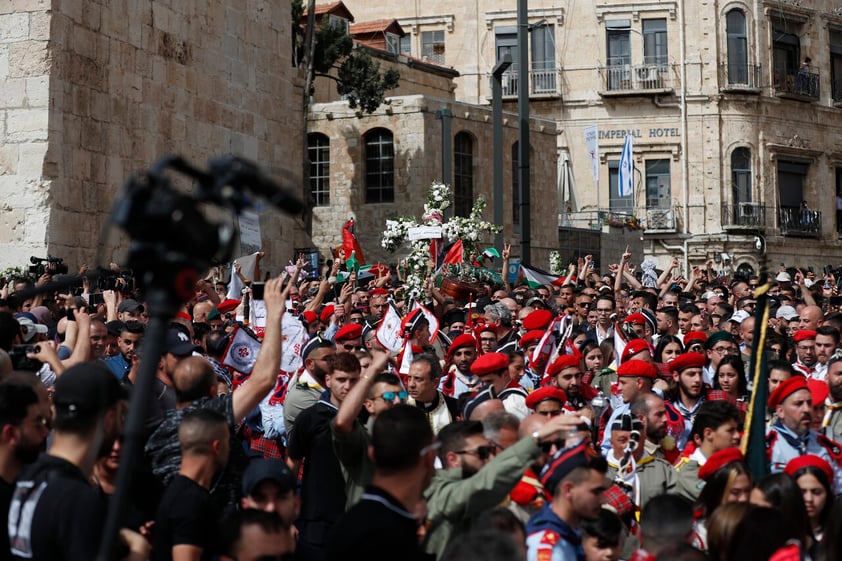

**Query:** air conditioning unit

left=646, top=208, right=675, bottom=230
left=737, top=202, right=757, bottom=219
left=636, top=65, right=662, bottom=88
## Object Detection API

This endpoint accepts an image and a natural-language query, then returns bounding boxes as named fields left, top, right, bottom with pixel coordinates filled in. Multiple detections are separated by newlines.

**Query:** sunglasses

left=456, top=446, right=496, bottom=460
left=376, top=391, right=408, bottom=402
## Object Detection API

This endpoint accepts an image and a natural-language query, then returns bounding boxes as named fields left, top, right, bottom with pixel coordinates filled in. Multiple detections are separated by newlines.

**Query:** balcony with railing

left=598, top=62, right=679, bottom=96
left=500, top=68, right=562, bottom=98
left=780, top=206, right=821, bottom=237
left=773, top=70, right=820, bottom=101
left=723, top=202, right=766, bottom=229
left=719, top=62, right=762, bottom=93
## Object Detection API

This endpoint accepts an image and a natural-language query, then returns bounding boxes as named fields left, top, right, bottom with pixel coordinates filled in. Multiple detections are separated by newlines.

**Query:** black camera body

left=28, top=255, right=68, bottom=276
left=9, top=345, right=41, bottom=371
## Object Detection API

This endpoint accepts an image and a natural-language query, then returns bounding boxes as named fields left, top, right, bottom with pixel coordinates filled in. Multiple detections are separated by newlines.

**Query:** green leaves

left=336, top=50, right=400, bottom=114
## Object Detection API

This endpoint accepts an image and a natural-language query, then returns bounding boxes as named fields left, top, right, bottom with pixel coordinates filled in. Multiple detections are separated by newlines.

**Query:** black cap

left=53, top=362, right=127, bottom=420
left=165, top=329, right=199, bottom=356
left=300, top=336, right=334, bottom=359
left=105, top=320, right=126, bottom=337
left=241, top=459, right=296, bottom=497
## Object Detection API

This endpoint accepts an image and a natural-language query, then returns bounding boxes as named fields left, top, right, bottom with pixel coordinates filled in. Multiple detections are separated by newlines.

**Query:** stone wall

left=0, top=0, right=310, bottom=273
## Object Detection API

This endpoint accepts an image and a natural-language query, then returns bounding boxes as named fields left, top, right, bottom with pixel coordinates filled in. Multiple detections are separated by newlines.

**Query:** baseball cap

left=775, top=271, right=792, bottom=283
left=117, top=299, right=144, bottom=314
left=241, top=459, right=296, bottom=497
left=53, top=362, right=128, bottom=420
left=728, top=310, right=750, bottom=324
left=775, top=306, right=799, bottom=321
left=164, top=328, right=199, bottom=356
left=17, top=317, right=48, bottom=343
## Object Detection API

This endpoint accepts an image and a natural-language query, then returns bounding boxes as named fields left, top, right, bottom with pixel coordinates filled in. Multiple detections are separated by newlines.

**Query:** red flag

left=432, top=239, right=463, bottom=272
left=342, top=218, right=365, bottom=265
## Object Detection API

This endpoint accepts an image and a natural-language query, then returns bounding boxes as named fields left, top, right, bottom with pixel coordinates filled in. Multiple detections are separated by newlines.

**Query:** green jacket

left=331, top=417, right=375, bottom=510
left=674, top=457, right=704, bottom=502
left=423, top=436, right=540, bottom=559
left=606, top=455, right=677, bottom=511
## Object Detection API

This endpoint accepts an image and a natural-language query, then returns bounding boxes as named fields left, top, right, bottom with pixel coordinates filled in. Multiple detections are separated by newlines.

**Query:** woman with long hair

left=713, top=355, right=749, bottom=404
left=579, top=339, right=604, bottom=386
left=750, top=472, right=813, bottom=550
left=706, top=502, right=752, bottom=561
left=785, top=455, right=834, bottom=545
left=654, top=335, right=684, bottom=365
left=692, top=448, right=753, bottom=549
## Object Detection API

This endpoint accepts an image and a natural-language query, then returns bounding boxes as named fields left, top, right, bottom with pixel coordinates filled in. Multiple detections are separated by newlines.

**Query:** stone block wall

left=0, top=0, right=310, bottom=274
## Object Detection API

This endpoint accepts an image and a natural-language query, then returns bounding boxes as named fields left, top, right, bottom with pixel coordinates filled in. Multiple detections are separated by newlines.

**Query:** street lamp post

left=492, top=53, right=513, bottom=252
left=517, top=0, right=531, bottom=265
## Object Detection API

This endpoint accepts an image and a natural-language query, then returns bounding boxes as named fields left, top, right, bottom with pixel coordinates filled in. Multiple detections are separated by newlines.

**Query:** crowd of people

left=1, top=247, right=842, bottom=561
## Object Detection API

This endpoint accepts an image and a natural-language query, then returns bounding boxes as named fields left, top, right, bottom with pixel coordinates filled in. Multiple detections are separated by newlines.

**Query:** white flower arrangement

left=548, top=251, right=563, bottom=275
left=381, top=182, right=501, bottom=301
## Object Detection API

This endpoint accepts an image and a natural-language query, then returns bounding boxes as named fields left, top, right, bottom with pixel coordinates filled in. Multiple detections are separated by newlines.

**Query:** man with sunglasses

left=333, top=323, right=363, bottom=353
left=424, top=413, right=587, bottom=558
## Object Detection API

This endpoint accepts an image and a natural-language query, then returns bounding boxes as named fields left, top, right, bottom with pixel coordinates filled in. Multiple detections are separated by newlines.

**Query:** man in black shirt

left=0, top=381, right=48, bottom=561
left=8, top=362, right=146, bottom=561
left=153, top=408, right=229, bottom=561
left=287, top=352, right=362, bottom=561
left=327, top=405, right=436, bottom=561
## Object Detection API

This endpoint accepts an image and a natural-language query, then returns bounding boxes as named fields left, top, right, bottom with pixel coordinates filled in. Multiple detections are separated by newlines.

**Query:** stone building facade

left=0, top=0, right=309, bottom=273
left=341, top=0, right=842, bottom=274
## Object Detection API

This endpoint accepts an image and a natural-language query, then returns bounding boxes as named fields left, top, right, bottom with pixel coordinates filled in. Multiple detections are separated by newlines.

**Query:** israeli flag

left=618, top=134, right=634, bottom=197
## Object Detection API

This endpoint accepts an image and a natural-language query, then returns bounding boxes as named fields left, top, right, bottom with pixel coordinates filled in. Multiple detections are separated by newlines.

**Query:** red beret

left=794, top=330, right=817, bottom=343
left=620, top=339, right=651, bottom=364
left=683, top=331, right=707, bottom=346
left=334, top=323, right=363, bottom=341
left=523, top=309, right=553, bottom=331
left=669, top=352, right=706, bottom=373
left=470, top=352, right=509, bottom=376
left=616, top=359, right=657, bottom=379
left=547, top=355, right=582, bottom=377
left=525, top=386, right=567, bottom=409
left=784, top=454, right=834, bottom=485
left=698, top=447, right=744, bottom=481
left=808, top=378, right=829, bottom=407
left=370, top=288, right=389, bottom=296
left=302, top=311, right=317, bottom=324
left=624, top=313, right=646, bottom=325
left=478, top=323, right=497, bottom=334
left=520, top=330, right=545, bottom=349
left=320, top=304, right=335, bottom=324
left=768, top=375, right=810, bottom=409
left=448, top=334, right=477, bottom=357
left=175, top=311, right=192, bottom=322
left=217, top=299, right=241, bottom=314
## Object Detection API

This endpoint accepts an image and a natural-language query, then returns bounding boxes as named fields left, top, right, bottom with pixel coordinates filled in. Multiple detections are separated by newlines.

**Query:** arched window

left=307, top=133, right=330, bottom=206
left=726, top=10, right=748, bottom=85
left=731, top=147, right=751, bottom=204
left=453, top=132, right=474, bottom=217
left=512, top=142, right=520, bottom=224
left=364, top=128, right=395, bottom=203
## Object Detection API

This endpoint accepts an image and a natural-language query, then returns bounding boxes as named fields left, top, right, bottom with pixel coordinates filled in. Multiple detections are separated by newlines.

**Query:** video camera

left=96, top=268, right=135, bottom=293
left=28, top=255, right=68, bottom=276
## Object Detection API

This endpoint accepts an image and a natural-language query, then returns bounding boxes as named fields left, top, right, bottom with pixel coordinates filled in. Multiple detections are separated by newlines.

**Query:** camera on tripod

left=28, top=256, right=68, bottom=276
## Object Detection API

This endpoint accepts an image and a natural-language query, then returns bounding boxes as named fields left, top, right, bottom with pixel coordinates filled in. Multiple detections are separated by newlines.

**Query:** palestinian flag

left=342, top=218, right=365, bottom=265
left=432, top=239, right=464, bottom=273
left=519, top=264, right=565, bottom=289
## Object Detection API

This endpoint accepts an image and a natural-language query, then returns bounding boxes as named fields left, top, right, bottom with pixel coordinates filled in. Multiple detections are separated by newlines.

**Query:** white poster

left=239, top=210, right=262, bottom=254
left=584, top=125, right=599, bottom=183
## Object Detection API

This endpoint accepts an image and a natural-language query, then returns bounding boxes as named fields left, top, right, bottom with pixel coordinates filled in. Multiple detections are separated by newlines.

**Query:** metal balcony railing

left=719, top=62, right=762, bottom=90
left=723, top=202, right=766, bottom=228
left=774, top=70, right=820, bottom=99
left=780, top=206, right=821, bottom=237
left=500, top=69, right=562, bottom=97
left=599, top=63, right=679, bottom=93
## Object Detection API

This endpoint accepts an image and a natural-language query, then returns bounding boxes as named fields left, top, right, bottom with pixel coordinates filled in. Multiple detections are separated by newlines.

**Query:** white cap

left=776, top=305, right=800, bottom=321
left=17, top=317, right=48, bottom=343
left=728, top=310, right=750, bottom=324
left=775, top=271, right=792, bottom=282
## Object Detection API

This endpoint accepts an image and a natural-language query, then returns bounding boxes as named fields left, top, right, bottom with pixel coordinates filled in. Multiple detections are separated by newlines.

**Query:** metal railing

left=773, top=70, right=820, bottom=99
left=719, top=62, right=762, bottom=89
left=559, top=210, right=637, bottom=230
left=780, top=206, right=821, bottom=237
left=500, top=69, right=561, bottom=97
left=599, top=63, right=679, bottom=92
left=723, top=202, right=766, bottom=228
